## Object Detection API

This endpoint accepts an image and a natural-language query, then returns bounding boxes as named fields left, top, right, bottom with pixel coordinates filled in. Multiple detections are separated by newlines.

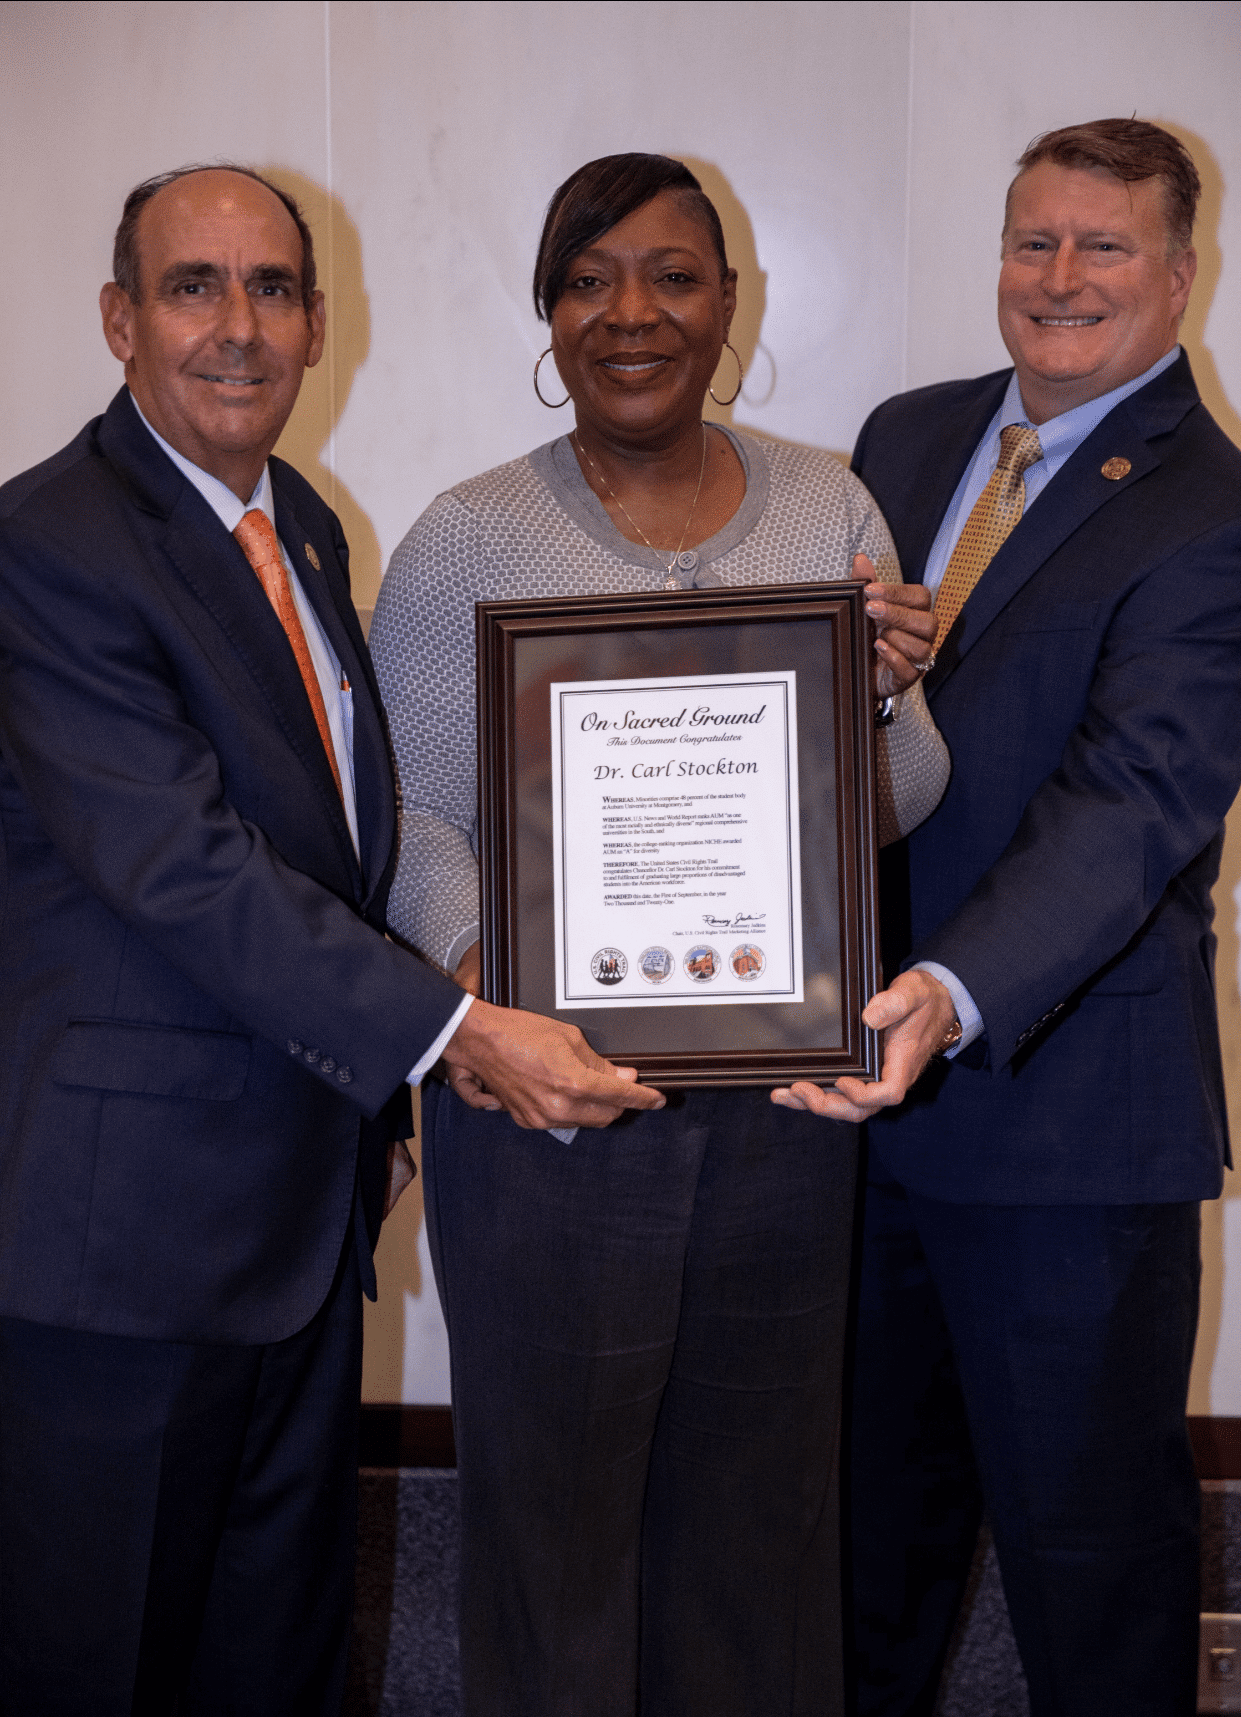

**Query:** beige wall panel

left=325, top=0, right=912, bottom=606
left=0, top=1, right=334, bottom=478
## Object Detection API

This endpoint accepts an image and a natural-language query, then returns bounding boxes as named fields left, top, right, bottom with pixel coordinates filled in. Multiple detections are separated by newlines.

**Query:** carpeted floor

left=344, top=1473, right=1241, bottom=1716
left=932, top=1531, right=1029, bottom=1717
left=346, top=1472, right=461, bottom=1717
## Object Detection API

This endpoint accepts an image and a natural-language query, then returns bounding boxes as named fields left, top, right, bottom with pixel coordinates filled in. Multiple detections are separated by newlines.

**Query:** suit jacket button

left=304, top=1047, right=321, bottom=1065
left=337, top=1066, right=353, bottom=1084
left=321, top=1057, right=337, bottom=1073
left=288, top=1039, right=303, bottom=1055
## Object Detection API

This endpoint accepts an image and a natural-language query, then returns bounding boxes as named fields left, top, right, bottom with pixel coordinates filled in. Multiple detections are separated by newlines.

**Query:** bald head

left=113, top=163, right=317, bottom=309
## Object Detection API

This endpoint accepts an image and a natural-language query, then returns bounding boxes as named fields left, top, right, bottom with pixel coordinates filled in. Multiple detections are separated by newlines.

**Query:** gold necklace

left=573, top=427, right=708, bottom=590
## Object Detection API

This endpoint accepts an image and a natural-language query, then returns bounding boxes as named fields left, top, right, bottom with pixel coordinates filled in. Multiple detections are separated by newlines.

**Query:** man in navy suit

left=0, top=164, right=661, bottom=1715
left=774, top=120, right=1241, bottom=1713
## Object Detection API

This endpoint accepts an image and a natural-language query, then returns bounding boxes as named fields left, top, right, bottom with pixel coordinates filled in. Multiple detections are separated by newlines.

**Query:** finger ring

left=916, top=654, right=936, bottom=674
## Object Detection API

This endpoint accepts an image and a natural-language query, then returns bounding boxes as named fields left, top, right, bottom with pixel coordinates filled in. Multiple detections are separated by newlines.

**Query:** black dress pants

left=422, top=1080, right=858, bottom=1717
left=0, top=1233, right=363, bottom=1717
left=847, top=1152, right=1202, bottom=1717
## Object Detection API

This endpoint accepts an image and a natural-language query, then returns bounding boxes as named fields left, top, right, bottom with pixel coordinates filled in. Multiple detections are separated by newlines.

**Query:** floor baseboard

left=1190, top=1417, right=1241, bottom=1481
left=360, top=1408, right=1241, bottom=1479
left=360, top=1404, right=455, bottom=1468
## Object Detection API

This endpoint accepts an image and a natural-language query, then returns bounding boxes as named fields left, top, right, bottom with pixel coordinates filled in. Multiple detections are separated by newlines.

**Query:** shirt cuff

left=910, top=961, right=984, bottom=1056
left=407, top=991, right=474, bottom=1087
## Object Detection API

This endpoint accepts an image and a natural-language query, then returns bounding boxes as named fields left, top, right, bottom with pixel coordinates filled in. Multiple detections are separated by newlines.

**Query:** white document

left=550, top=671, right=803, bottom=1008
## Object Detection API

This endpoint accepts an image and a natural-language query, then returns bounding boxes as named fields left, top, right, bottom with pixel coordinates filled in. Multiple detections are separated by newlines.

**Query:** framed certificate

left=476, top=582, right=881, bottom=1087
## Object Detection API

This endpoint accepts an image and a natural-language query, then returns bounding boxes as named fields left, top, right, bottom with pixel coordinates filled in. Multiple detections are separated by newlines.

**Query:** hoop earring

left=708, top=341, right=744, bottom=407
left=533, top=348, right=571, bottom=408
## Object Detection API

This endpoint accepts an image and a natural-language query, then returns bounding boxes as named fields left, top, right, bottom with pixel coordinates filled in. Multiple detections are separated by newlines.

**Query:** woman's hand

left=855, top=553, right=937, bottom=697
left=453, top=940, right=482, bottom=997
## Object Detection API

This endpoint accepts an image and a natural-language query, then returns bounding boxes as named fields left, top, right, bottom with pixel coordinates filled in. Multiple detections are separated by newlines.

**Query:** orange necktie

left=933, top=423, right=1044, bottom=653
left=233, top=509, right=344, bottom=800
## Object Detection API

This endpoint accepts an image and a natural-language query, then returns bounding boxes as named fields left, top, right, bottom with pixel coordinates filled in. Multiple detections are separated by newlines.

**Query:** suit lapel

left=97, top=392, right=362, bottom=888
left=900, top=375, right=1010, bottom=587
left=273, top=483, right=395, bottom=907
left=925, top=356, right=1201, bottom=697
left=273, top=493, right=363, bottom=679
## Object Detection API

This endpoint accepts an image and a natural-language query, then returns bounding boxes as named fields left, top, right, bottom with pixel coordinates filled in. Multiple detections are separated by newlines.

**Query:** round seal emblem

left=730, top=943, right=766, bottom=980
left=683, top=944, right=721, bottom=982
left=591, top=948, right=627, bottom=985
left=638, top=946, right=674, bottom=984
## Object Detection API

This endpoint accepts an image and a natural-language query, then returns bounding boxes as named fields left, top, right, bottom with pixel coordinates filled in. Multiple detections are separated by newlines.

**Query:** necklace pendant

left=572, top=427, right=709, bottom=597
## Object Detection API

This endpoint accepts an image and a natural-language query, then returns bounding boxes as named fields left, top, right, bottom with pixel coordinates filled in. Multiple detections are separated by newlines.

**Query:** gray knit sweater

left=371, top=428, right=949, bottom=974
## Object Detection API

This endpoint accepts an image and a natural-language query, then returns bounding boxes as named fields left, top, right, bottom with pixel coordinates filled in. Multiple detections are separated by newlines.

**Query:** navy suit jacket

left=0, top=389, right=464, bottom=1342
left=855, top=353, right=1241, bottom=1204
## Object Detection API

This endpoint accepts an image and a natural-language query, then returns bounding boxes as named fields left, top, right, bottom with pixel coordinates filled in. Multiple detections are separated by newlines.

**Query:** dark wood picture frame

left=476, top=582, right=881, bottom=1087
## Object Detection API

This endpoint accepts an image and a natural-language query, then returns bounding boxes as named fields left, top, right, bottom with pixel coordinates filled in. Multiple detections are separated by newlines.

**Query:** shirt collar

left=997, top=344, right=1182, bottom=465
left=128, top=389, right=275, bottom=536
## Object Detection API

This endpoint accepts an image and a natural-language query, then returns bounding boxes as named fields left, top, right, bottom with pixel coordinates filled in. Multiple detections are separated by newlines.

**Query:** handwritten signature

left=702, top=913, right=766, bottom=930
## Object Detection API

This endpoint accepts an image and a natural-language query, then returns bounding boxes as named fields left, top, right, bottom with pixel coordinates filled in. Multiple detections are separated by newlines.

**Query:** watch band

left=934, top=1013, right=963, bottom=1057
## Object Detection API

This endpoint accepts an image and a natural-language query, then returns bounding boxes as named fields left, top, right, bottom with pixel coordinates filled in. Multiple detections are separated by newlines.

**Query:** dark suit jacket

left=855, top=353, right=1241, bottom=1204
left=0, top=389, right=464, bottom=1342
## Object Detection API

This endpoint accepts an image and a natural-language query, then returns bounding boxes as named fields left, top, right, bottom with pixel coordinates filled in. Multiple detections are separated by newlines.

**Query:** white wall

left=2, top=0, right=1240, bottom=1409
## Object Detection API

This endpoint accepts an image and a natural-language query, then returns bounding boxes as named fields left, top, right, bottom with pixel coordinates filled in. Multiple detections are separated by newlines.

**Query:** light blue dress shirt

left=913, top=345, right=1182, bottom=1051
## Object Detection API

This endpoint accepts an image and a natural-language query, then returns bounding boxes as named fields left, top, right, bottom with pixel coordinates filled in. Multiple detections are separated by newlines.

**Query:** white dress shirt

left=130, top=395, right=470, bottom=1084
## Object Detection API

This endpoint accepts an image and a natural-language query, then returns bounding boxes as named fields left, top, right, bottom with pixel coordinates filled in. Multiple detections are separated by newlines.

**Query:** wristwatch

left=934, top=1012, right=963, bottom=1058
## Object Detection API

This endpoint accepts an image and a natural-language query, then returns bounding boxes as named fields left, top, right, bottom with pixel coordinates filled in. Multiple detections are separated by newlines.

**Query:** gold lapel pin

left=1101, top=457, right=1131, bottom=481
left=304, top=542, right=322, bottom=571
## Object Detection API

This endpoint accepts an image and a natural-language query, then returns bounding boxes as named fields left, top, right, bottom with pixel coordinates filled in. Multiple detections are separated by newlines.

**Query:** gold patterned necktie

left=233, top=509, right=344, bottom=801
left=932, top=423, right=1044, bottom=653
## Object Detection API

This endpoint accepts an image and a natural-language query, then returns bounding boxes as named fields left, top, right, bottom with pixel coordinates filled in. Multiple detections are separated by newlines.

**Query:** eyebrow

left=570, top=243, right=709, bottom=270
left=157, top=261, right=223, bottom=290
left=247, top=263, right=299, bottom=286
left=156, top=261, right=300, bottom=290
left=1009, top=227, right=1134, bottom=243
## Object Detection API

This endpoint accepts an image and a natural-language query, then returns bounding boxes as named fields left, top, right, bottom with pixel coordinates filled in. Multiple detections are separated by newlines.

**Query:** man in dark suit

left=0, top=163, right=661, bottom=1715
left=774, top=120, right=1241, bottom=1713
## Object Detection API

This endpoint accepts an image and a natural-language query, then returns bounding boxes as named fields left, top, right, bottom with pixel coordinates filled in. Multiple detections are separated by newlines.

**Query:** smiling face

left=100, top=169, right=325, bottom=499
left=997, top=161, right=1195, bottom=424
left=549, top=190, right=736, bottom=451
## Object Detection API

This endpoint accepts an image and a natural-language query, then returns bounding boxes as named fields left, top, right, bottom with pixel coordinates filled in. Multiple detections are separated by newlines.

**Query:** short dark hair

left=533, top=153, right=729, bottom=322
left=112, top=164, right=318, bottom=307
left=1005, top=119, right=1200, bottom=256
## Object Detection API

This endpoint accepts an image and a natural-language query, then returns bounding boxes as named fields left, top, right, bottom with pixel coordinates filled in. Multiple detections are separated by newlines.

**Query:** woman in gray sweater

left=370, top=153, right=948, bottom=1717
